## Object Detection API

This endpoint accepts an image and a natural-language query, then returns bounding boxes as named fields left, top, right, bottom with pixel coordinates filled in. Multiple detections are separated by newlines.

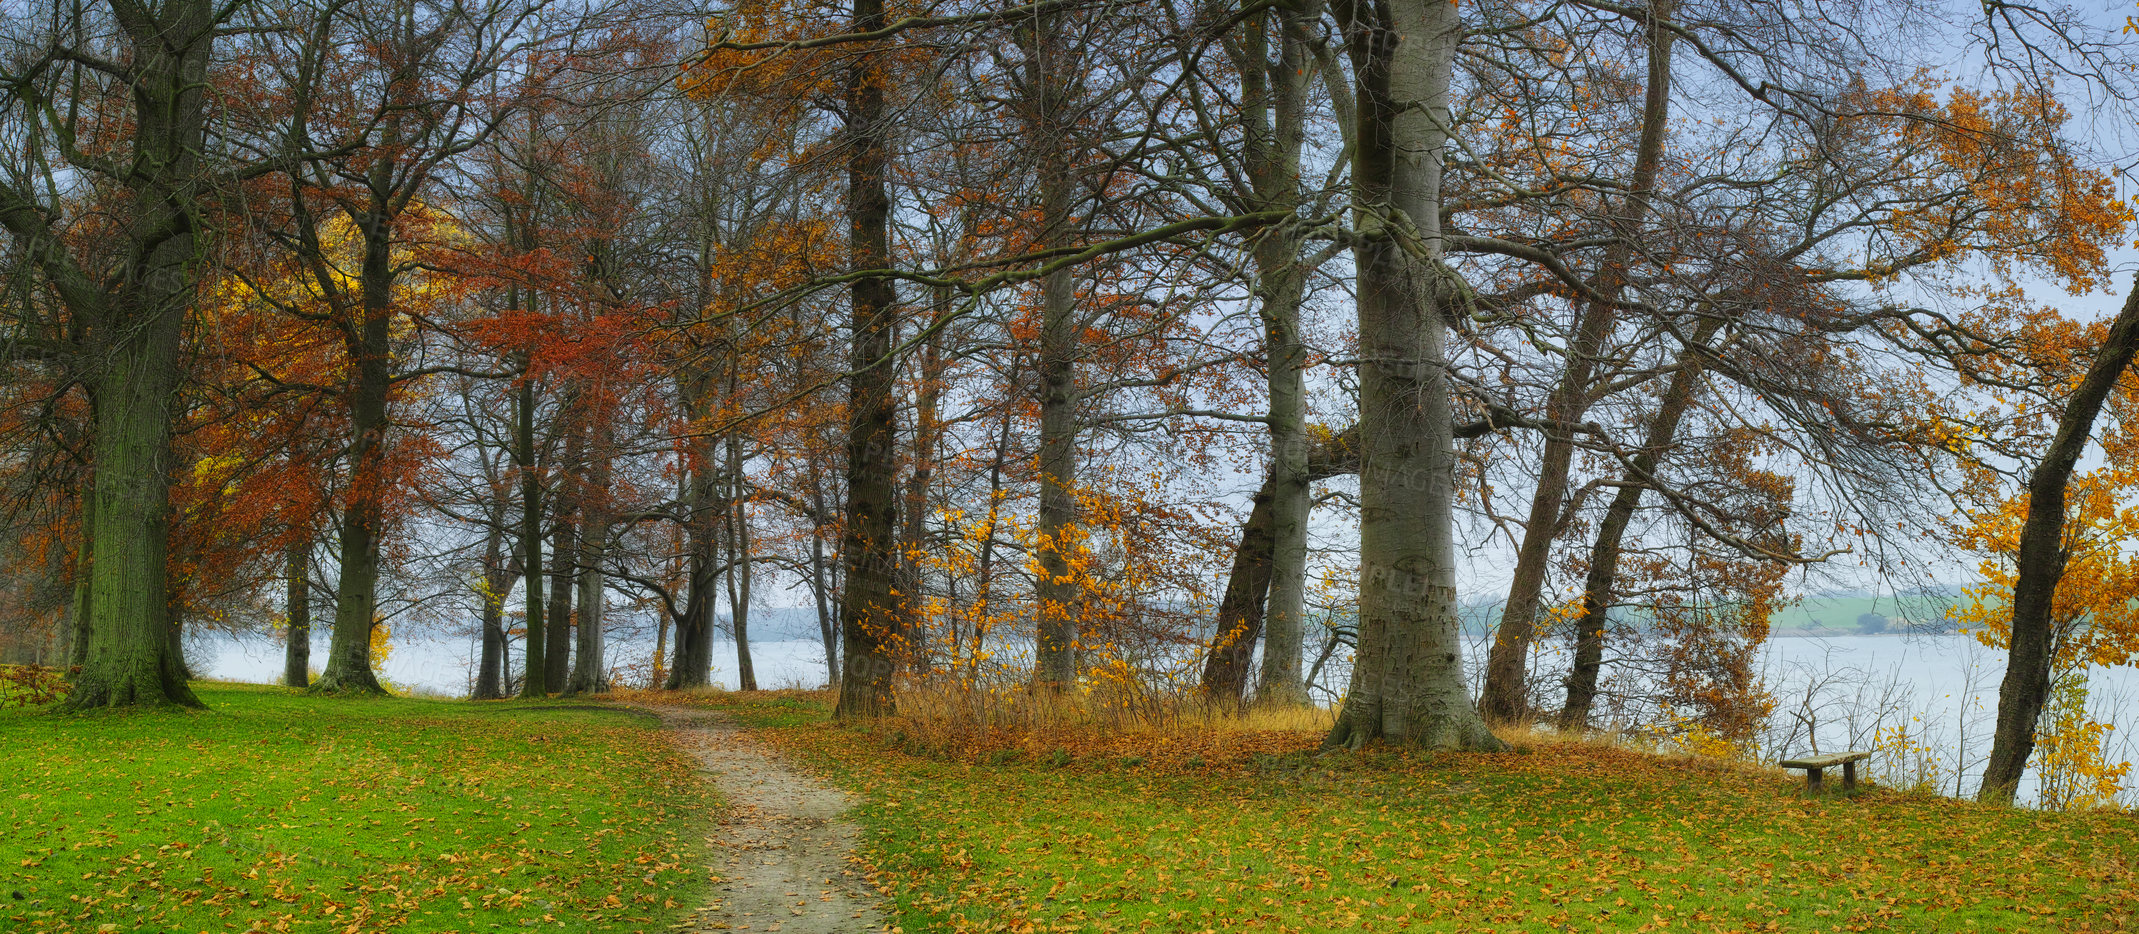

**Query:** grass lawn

left=685, top=691, right=2139, bottom=934
left=0, top=682, right=714, bottom=934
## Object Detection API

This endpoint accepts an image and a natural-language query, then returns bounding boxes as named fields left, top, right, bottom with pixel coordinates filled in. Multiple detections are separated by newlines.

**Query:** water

left=1756, top=633, right=2139, bottom=801
left=195, top=631, right=838, bottom=696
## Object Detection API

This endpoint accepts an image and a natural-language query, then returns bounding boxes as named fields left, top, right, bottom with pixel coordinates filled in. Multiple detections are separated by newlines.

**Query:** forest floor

left=10, top=682, right=2137, bottom=933
left=648, top=689, right=2139, bottom=934
left=631, top=703, right=885, bottom=933
left=0, top=682, right=717, bottom=933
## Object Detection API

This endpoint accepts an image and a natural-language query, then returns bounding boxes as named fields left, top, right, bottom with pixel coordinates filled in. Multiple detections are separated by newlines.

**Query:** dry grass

left=872, top=678, right=1336, bottom=769
left=614, top=679, right=1339, bottom=769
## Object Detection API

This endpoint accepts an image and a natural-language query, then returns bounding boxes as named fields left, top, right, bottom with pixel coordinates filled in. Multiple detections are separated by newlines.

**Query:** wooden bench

left=1778, top=751, right=1871, bottom=793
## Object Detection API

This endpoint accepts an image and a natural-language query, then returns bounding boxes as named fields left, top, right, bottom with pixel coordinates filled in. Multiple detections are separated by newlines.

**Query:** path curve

left=638, top=705, right=887, bottom=933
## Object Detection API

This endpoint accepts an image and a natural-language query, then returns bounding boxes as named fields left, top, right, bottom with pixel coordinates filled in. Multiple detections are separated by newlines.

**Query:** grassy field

left=0, top=683, right=715, bottom=934
left=684, top=691, right=2139, bottom=934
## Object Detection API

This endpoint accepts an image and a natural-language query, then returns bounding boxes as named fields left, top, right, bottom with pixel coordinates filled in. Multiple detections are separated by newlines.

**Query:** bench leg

left=1843, top=760, right=1857, bottom=792
left=1807, top=767, right=1823, bottom=794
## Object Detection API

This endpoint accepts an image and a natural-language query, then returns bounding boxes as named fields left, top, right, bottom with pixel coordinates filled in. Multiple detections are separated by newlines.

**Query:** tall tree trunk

left=809, top=467, right=838, bottom=688
left=1244, top=3, right=1315, bottom=709
left=545, top=409, right=580, bottom=689
left=726, top=433, right=757, bottom=691
left=1979, top=279, right=2139, bottom=803
left=1030, top=259, right=1081, bottom=688
left=1480, top=0, right=1676, bottom=724
left=1558, top=319, right=1721, bottom=730
left=565, top=433, right=612, bottom=696
left=665, top=444, right=720, bottom=690
left=834, top=0, right=903, bottom=717
left=901, top=292, right=949, bottom=676
left=1028, top=10, right=1083, bottom=691
left=545, top=516, right=574, bottom=690
left=283, top=541, right=311, bottom=688
left=515, top=370, right=548, bottom=698
left=968, top=406, right=1014, bottom=679
left=55, top=0, right=215, bottom=710
left=314, top=215, right=396, bottom=696
left=1323, top=0, right=1500, bottom=752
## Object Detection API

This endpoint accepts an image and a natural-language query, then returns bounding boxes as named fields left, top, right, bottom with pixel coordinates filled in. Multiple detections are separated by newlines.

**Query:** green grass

left=697, top=693, right=2139, bottom=934
left=0, top=683, right=714, bottom=934
left=1768, top=594, right=1960, bottom=635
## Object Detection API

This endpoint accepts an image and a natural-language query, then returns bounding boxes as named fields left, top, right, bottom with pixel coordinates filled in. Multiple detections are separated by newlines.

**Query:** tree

left=1974, top=279, right=2139, bottom=803
left=2, top=0, right=232, bottom=708
left=1477, top=0, right=1676, bottom=724
left=1322, top=0, right=1502, bottom=751
left=229, top=0, right=551, bottom=695
left=832, top=0, right=904, bottom=718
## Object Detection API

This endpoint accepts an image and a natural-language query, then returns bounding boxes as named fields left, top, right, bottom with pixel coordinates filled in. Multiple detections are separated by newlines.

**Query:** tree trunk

left=834, top=0, right=903, bottom=718
left=1558, top=319, right=1721, bottom=730
left=1245, top=4, right=1315, bottom=709
left=283, top=541, right=311, bottom=688
left=1030, top=264, right=1081, bottom=688
left=726, top=433, right=757, bottom=691
left=57, top=0, right=215, bottom=711
left=665, top=444, right=720, bottom=690
left=1978, top=278, right=2139, bottom=803
left=809, top=470, right=838, bottom=688
left=473, top=521, right=510, bottom=700
left=967, top=407, right=1014, bottom=680
left=669, top=564, right=716, bottom=690
left=1028, top=10, right=1084, bottom=691
left=565, top=539, right=608, bottom=695
left=901, top=292, right=949, bottom=676
left=1204, top=429, right=1362, bottom=703
left=1323, top=0, right=1500, bottom=752
left=515, top=371, right=548, bottom=698
left=565, top=434, right=612, bottom=696
left=166, top=607, right=191, bottom=682
left=313, top=214, right=396, bottom=696
left=1480, top=0, right=1676, bottom=725
left=545, top=516, right=574, bottom=690
left=1200, top=480, right=1277, bottom=701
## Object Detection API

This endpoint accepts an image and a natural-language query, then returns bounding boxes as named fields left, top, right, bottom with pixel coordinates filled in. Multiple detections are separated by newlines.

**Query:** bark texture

left=1244, top=4, right=1317, bottom=708
left=1026, top=8, right=1085, bottom=691
left=1323, top=0, right=1500, bottom=752
left=515, top=373, right=548, bottom=698
left=833, top=0, right=902, bottom=717
left=42, top=0, right=218, bottom=710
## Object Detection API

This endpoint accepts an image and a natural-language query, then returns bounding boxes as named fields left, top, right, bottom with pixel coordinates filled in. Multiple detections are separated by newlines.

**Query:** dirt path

left=641, top=706, right=887, bottom=933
